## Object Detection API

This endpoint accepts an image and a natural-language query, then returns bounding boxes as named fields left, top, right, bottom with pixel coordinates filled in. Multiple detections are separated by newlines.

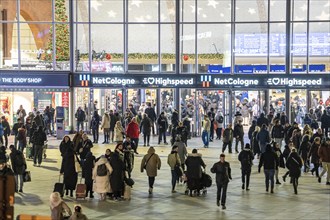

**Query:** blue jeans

left=15, top=174, right=24, bottom=191
left=18, top=141, right=25, bottom=152
left=264, top=169, right=275, bottom=190
left=202, top=130, right=209, bottom=147
left=76, top=121, right=84, bottom=132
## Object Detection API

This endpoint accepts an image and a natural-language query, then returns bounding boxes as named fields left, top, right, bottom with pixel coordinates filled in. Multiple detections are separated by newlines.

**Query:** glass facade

left=0, top=0, right=328, bottom=73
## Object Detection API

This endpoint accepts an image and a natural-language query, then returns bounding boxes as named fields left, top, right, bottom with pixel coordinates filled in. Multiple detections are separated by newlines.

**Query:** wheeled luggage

left=53, top=175, right=65, bottom=197
left=76, top=177, right=86, bottom=200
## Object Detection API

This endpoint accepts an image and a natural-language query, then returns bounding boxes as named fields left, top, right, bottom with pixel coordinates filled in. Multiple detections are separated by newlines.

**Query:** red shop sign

left=62, top=92, right=69, bottom=107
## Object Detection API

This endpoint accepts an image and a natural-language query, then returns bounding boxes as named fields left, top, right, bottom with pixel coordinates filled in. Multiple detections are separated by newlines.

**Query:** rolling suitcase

left=53, top=175, right=65, bottom=197
left=16, top=214, right=51, bottom=220
left=76, top=178, right=86, bottom=200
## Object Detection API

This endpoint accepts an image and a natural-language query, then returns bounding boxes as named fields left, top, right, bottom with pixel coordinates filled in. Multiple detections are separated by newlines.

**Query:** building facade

left=0, top=0, right=329, bottom=132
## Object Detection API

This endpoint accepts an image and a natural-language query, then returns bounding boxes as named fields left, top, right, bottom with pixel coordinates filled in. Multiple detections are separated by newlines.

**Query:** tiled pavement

left=11, top=135, right=330, bottom=219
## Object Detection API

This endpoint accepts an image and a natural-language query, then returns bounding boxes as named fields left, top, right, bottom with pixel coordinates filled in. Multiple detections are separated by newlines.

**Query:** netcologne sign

left=73, top=74, right=329, bottom=89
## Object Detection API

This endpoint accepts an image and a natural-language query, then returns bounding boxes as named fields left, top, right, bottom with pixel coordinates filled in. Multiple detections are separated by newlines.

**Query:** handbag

left=174, top=154, right=183, bottom=177
left=143, top=153, right=154, bottom=169
left=124, top=177, right=135, bottom=187
left=23, top=171, right=31, bottom=182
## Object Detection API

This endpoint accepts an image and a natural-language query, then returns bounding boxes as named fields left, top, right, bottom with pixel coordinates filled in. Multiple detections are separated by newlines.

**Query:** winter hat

left=245, top=143, right=251, bottom=149
left=192, top=149, right=198, bottom=154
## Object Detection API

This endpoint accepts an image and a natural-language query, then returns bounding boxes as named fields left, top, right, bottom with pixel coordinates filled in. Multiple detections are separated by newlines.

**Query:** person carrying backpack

left=238, top=143, right=254, bottom=191
left=215, top=110, right=224, bottom=140
left=9, top=145, right=26, bottom=193
left=92, top=155, right=113, bottom=201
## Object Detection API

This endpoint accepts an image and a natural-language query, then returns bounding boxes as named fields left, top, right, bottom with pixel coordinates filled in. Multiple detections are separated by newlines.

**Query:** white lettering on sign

left=266, top=78, right=322, bottom=87
left=1, top=77, right=42, bottom=84
left=92, top=77, right=135, bottom=85
left=214, top=78, right=259, bottom=87
left=142, top=77, right=194, bottom=86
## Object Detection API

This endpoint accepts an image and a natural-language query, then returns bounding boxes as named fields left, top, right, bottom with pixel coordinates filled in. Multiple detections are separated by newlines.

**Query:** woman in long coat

left=114, top=121, right=125, bottom=144
left=185, top=149, right=206, bottom=196
left=83, top=151, right=96, bottom=198
left=60, top=138, right=78, bottom=197
left=92, top=155, right=113, bottom=201
left=109, top=143, right=125, bottom=200
left=140, top=147, right=161, bottom=194
left=286, top=148, right=303, bottom=194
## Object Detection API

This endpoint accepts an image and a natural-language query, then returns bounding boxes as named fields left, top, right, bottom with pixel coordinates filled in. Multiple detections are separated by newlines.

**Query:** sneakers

left=148, top=188, right=153, bottom=194
left=222, top=205, right=226, bottom=210
left=216, top=201, right=220, bottom=207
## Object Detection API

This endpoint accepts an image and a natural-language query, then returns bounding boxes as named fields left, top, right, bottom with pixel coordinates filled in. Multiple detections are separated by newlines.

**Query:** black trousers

left=144, top=134, right=150, bottom=145
left=241, top=169, right=251, bottom=188
left=216, top=183, right=228, bottom=205
left=158, top=130, right=167, bottom=143
left=148, top=176, right=155, bottom=188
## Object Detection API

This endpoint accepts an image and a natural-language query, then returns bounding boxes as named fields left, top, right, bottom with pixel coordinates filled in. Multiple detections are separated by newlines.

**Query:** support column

left=264, top=90, right=269, bottom=114
left=285, top=88, right=291, bottom=123
left=122, top=88, right=127, bottom=114
left=69, top=87, right=75, bottom=133
left=228, top=89, right=233, bottom=124
left=175, top=88, right=181, bottom=121
left=306, top=90, right=311, bottom=112
left=157, top=89, right=161, bottom=116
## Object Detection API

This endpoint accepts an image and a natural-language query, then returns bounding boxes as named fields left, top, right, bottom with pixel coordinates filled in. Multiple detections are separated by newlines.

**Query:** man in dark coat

left=257, top=113, right=269, bottom=127
left=238, top=144, right=254, bottom=191
left=234, top=121, right=244, bottom=153
left=145, top=103, right=157, bottom=135
left=157, top=112, right=168, bottom=145
left=210, top=154, right=232, bottom=209
left=140, top=114, right=152, bottom=146
left=12, top=118, right=24, bottom=149
left=185, top=149, right=206, bottom=196
left=321, top=110, right=330, bottom=137
left=208, top=108, right=216, bottom=142
left=109, top=110, right=117, bottom=143
left=31, top=126, right=47, bottom=167
left=258, top=144, right=278, bottom=193
left=257, top=124, right=270, bottom=153
left=75, top=107, right=86, bottom=132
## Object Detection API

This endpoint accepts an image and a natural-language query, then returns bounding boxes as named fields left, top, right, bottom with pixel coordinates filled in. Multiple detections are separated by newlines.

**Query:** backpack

left=217, top=116, right=224, bottom=124
left=15, top=151, right=24, bottom=167
left=241, top=153, right=251, bottom=167
left=97, top=164, right=107, bottom=176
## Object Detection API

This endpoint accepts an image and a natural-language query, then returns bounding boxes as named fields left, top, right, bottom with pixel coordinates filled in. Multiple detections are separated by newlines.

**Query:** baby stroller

left=184, top=172, right=212, bottom=196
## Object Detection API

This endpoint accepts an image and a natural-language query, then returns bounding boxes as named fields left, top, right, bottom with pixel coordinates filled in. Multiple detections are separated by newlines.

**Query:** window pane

left=197, top=24, right=231, bottom=74
left=75, top=24, right=90, bottom=72
left=20, top=22, right=52, bottom=70
left=91, top=0, right=123, bottom=22
left=161, top=24, right=175, bottom=73
left=236, top=0, right=268, bottom=22
left=128, top=0, right=158, bottom=22
left=128, top=24, right=158, bottom=72
left=90, top=24, right=124, bottom=73
left=0, top=22, right=17, bottom=69
left=291, top=23, right=307, bottom=73
left=182, top=0, right=195, bottom=22
left=270, top=0, right=286, bottom=21
left=74, top=0, right=89, bottom=22
left=20, top=0, right=52, bottom=22
left=160, top=0, right=175, bottom=23
left=235, top=24, right=268, bottom=74
left=310, top=0, right=330, bottom=21
left=197, top=0, right=231, bottom=22
left=269, top=23, right=286, bottom=74
left=181, top=24, right=196, bottom=73
left=292, top=0, right=307, bottom=21
left=0, top=0, right=17, bottom=21
left=309, top=22, right=329, bottom=73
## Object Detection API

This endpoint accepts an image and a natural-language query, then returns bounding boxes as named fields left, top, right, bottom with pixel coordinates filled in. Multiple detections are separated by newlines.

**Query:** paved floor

left=11, top=134, right=330, bottom=219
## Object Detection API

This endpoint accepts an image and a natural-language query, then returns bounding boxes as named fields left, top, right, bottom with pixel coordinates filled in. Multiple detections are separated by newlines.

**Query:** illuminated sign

left=0, top=73, right=69, bottom=88
left=266, top=78, right=322, bottom=87
left=142, top=77, right=194, bottom=86
left=214, top=78, right=259, bottom=87
left=92, top=77, right=135, bottom=85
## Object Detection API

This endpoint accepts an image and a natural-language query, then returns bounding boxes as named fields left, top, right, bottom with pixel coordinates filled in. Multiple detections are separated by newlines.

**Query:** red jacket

left=126, top=122, right=140, bottom=139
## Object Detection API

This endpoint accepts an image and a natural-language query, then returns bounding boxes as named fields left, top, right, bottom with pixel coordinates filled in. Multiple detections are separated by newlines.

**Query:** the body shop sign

left=0, top=73, right=69, bottom=87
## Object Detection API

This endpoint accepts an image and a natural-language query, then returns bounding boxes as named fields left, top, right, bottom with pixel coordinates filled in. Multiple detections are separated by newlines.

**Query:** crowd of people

left=1, top=102, right=330, bottom=219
